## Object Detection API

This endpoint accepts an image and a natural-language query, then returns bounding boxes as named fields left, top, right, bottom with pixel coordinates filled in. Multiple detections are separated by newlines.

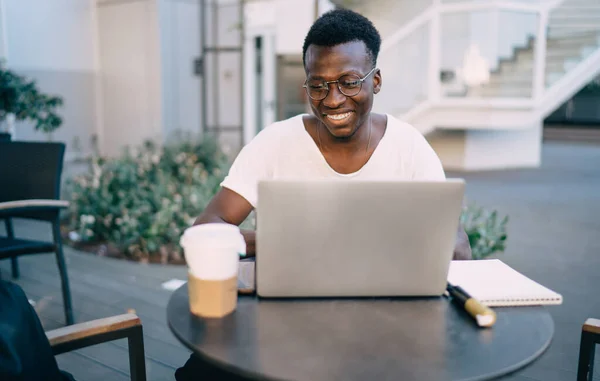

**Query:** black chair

left=578, top=318, right=600, bottom=381
left=0, top=141, right=73, bottom=325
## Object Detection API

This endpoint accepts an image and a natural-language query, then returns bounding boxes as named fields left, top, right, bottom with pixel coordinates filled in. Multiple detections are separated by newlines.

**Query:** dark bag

left=0, top=280, right=74, bottom=381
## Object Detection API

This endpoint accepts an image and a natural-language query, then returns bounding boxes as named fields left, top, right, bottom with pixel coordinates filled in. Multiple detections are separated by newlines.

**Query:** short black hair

left=302, top=9, right=381, bottom=68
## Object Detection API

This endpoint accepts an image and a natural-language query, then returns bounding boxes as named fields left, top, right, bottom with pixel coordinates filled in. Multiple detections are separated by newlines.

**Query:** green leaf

left=461, top=202, right=510, bottom=260
left=63, top=136, right=229, bottom=261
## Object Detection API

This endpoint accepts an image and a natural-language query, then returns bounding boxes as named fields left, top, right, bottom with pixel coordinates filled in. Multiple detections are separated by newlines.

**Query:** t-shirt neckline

left=299, top=113, right=390, bottom=177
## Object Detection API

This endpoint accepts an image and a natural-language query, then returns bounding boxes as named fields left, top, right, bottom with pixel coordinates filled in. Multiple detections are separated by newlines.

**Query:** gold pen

left=447, top=282, right=497, bottom=328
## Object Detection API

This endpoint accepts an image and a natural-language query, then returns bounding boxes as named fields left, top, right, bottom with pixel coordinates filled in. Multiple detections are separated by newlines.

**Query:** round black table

left=167, top=285, right=554, bottom=381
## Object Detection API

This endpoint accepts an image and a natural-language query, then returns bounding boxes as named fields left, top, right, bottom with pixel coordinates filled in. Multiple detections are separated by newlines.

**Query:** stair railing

left=375, top=0, right=565, bottom=119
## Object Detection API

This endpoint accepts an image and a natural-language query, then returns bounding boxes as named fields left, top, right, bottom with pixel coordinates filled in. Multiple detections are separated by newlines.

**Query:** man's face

left=304, top=40, right=381, bottom=139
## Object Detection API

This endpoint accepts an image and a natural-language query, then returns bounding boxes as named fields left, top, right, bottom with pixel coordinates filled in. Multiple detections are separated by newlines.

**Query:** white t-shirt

left=220, top=114, right=445, bottom=208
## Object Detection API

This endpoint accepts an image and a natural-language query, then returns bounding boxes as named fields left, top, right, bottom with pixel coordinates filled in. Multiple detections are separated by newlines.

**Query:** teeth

left=327, top=112, right=351, bottom=120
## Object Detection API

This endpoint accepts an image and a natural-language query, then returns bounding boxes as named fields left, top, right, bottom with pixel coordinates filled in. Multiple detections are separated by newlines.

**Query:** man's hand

left=194, top=187, right=256, bottom=257
left=453, top=225, right=472, bottom=260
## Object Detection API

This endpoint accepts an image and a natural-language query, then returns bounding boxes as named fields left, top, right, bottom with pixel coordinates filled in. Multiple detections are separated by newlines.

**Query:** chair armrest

left=0, top=199, right=70, bottom=211
left=47, top=313, right=141, bottom=355
left=583, top=318, right=600, bottom=336
left=0, top=200, right=70, bottom=220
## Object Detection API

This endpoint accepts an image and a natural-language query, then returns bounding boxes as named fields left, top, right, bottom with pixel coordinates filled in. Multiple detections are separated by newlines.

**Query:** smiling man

left=193, top=8, right=471, bottom=261
left=177, top=8, right=471, bottom=380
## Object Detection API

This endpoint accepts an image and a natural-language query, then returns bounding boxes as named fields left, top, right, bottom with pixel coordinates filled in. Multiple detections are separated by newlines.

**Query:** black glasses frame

left=303, top=67, right=378, bottom=101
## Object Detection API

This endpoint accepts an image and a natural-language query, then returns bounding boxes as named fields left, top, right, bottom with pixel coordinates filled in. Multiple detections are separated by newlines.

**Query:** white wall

left=244, top=0, right=334, bottom=56
left=0, top=0, right=99, bottom=158
left=3, top=0, right=95, bottom=71
left=356, top=0, right=434, bottom=39
left=97, top=0, right=163, bottom=157
left=158, top=0, right=202, bottom=141
left=428, top=122, right=542, bottom=170
left=275, top=0, right=316, bottom=55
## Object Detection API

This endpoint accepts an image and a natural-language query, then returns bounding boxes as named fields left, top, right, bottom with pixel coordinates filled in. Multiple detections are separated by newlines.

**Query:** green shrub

left=0, top=61, right=64, bottom=133
left=66, top=138, right=508, bottom=262
left=65, top=136, right=229, bottom=262
left=460, top=203, right=509, bottom=260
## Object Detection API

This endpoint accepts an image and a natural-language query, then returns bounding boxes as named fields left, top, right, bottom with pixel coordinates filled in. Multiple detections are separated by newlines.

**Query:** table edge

left=166, top=286, right=556, bottom=381
left=461, top=309, right=555, bottom=381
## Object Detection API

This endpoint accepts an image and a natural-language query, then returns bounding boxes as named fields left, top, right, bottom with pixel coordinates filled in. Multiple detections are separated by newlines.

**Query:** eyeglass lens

left=305, top=74, right=363, bottom=100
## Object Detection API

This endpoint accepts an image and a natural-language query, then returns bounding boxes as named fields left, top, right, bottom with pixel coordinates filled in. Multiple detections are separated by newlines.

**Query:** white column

left=428, top=0, right=441, bottom=103
left=532, top=10, right=548, bottom=102
left=0, top=0, right=8, bottom=61
left=90, top=2, right=104, bottom=156
left=243, top=30, right=257, bottom=145
left=262, top=30, right=276, bottom=129
left=96, top=0, right=163, bottom=157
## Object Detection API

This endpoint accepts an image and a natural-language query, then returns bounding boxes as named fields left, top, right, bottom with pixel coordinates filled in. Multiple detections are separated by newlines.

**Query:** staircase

left=449, top=2, right=600, bottom=98
left=444, top=31, right=599, bottom=98
left=338, top=0, right=600, bottom=170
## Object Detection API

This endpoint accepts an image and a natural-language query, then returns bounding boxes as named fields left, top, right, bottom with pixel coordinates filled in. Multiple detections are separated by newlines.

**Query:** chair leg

left=10, top=257, right=20, bottom=279
left=128, top=326, right=147, bottom=381
left=590, top=347, right=596, bottom=381
left=4, top=219, right=19, bottom=279
left=577, top=330, right=596, bottom=381
left=52, top=220, right=74, bottom=325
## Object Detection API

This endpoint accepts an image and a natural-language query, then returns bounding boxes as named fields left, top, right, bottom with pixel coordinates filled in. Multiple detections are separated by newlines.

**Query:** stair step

left=473, top=85, right=533, bottom=98
left=506, top=48, right=583, bottom=65
left=550, top=11, right=600, bottom=20
left=498, top=59, right=566, bottom=72
left=549, top=24, right=600, bottom=31
left=499, top=56, right=580, bottom=72
left=544, top=34, right=600, bottom=47
left=551, top=17, right=600, bottom=24
left=556, top=6, right=600, bottom=12
left=488, top=76, right=561, bottom=88
left=548, top=23, right=600, bottom=36
left=492, top=67, right=564, bottom=79
left=487, top=74, right=563, bottom=87
left=518, top=46, right=584, bottom=59
left=559, top=0, right=600, bottom=5
left=549, top=46, right=598, bottom=61
left=548, top=26, right=600, bottom=37
left=559, top=1, right=600, bottom=6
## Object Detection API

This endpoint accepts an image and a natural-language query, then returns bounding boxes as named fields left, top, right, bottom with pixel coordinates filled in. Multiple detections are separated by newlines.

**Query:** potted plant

left=0, top=61, right=63, bottom=139
left=460, top=203, right=509, bottom=260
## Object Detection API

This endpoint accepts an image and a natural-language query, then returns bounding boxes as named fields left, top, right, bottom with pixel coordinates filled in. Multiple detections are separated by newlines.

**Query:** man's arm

left=193, top=187, right=257, bottom=257
left=453, top=225, right=472, bottom=260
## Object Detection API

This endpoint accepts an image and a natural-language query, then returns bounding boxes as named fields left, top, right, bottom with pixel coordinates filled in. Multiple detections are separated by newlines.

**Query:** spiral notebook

left=447, top=259, right=563, bottom=307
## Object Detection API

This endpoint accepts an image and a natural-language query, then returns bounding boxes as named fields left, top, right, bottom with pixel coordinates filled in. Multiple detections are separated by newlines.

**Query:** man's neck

left=318, top=115, right=372, bottom=156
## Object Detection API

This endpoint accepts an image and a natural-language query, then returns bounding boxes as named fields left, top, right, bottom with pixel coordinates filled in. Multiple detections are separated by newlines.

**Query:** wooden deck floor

left=1, top=141, right=599, bottom=381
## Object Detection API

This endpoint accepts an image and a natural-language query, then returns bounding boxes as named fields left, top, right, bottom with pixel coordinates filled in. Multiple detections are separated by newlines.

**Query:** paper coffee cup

left=180, top=223, right=246, bottom=318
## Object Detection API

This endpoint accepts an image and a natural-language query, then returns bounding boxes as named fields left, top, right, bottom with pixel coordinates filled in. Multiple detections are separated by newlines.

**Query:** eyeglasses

left=303, top=67, right=378, bottom=101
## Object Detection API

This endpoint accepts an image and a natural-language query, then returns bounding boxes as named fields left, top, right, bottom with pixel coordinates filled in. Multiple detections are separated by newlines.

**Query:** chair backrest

left=0, top=141, right=66, bottom=203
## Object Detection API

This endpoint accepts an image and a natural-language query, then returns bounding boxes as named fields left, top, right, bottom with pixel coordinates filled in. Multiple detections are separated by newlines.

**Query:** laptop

left=255, top=179, right=465, bottom=298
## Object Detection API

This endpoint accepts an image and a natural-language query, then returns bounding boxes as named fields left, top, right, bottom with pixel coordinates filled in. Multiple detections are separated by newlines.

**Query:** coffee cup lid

left=180, top=223, right=246, bottom=256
